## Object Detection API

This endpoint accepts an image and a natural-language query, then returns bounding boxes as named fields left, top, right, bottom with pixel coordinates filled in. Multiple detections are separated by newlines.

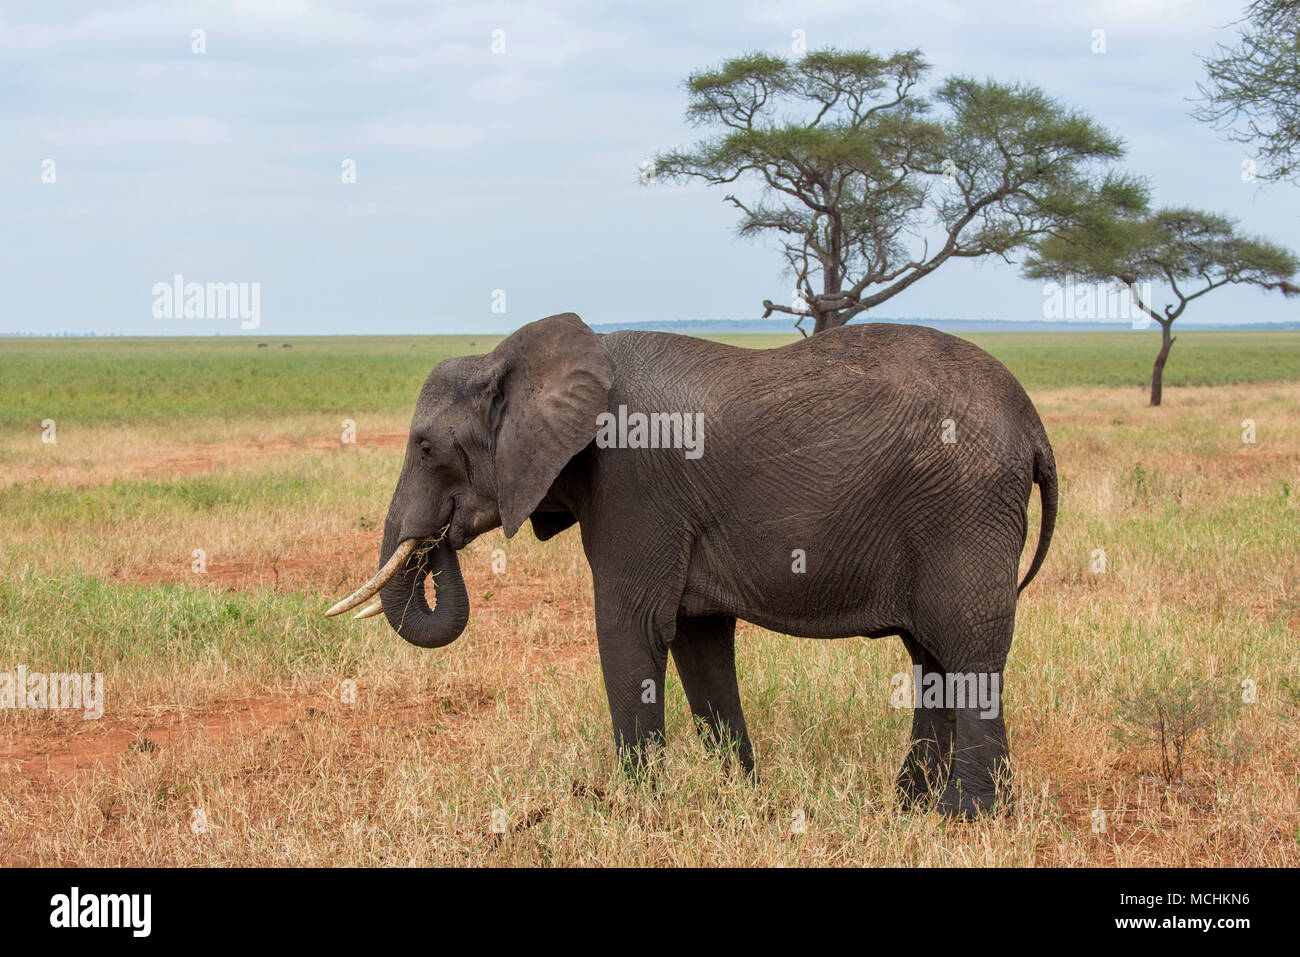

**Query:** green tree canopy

left=1024, top=201, right=1298, bottom=405
left=1195, top=0, right=1300, bottom=186
left=653, top=48, right=1137, bottom=334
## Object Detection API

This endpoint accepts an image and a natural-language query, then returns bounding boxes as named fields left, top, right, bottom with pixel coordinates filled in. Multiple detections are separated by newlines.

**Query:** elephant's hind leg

left=911, top=555, right=1018, bottom=818
left=671, top=614, right=755, bottom=775
left=930, top=615, right=1015, bottom=819
left=897, top=633, right=955, bottom=809
left=938, top=681, right=1011, bottom=819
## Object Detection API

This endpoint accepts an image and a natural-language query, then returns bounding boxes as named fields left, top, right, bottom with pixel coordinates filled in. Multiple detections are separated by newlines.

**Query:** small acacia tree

left=652, top=48, right=1134, bottom=334
left=1195, top=0, right=1300, bottom=186
left=1024, top=206, right=1298, bottom=405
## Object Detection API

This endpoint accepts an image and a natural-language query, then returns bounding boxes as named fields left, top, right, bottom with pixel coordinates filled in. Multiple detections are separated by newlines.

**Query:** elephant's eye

left=419, top=440, right=432, bottom=460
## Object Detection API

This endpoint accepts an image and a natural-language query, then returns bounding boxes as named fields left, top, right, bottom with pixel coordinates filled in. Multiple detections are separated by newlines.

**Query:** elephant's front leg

left=671, top=614, right=754, bottom=775
left=595, top=606, right=668, bottom=778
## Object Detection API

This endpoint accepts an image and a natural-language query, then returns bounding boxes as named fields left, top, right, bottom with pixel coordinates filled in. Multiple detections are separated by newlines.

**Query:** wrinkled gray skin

left=376, top=313, right=1057, bottom=817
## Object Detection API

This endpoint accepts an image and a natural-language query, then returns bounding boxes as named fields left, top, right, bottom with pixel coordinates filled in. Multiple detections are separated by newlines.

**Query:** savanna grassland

left=1, top=329, right=1297, bottom=866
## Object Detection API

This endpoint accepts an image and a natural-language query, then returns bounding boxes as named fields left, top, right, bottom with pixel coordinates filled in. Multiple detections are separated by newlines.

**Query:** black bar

left=0, top=867, right=1279, bottom=943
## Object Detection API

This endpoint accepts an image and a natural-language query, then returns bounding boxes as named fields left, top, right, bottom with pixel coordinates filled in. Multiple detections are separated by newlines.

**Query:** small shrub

left=1110, top=667, right=1240, bottom=785
left=1118, top=461, right=1185, bottom=506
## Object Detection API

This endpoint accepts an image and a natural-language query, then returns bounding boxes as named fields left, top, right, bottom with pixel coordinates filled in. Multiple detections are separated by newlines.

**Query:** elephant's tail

left=1017, top=442, right=1058, bottom=594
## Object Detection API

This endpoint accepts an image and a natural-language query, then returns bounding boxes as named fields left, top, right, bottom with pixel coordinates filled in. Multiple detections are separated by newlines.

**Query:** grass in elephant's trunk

left=322, top=523, right=452, bottom=622
left=410, top=526, right=449, bottom=569
left=378, top=523, right=471, bottom=650
left=392, top=525, right=450, bottom=626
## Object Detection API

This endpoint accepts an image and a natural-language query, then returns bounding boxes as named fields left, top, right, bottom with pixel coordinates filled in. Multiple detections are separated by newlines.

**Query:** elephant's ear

left=486, top=313, right=613, bottom=538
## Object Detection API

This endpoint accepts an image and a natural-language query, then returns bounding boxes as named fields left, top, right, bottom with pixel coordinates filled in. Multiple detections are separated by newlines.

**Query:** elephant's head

left=325, top=313, right=613, bottom=648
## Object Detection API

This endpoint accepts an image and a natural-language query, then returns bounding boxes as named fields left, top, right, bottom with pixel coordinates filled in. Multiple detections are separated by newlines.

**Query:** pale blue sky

left=2, top=0, right=1297, bottom=335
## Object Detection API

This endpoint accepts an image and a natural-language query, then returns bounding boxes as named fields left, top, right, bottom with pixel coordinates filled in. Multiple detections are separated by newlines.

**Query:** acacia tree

left=652, top=48, right=1134, bottom=334
left=1195, top=0, right=1300, bottom=186
left=1024, top=207, right=1298, bottom=405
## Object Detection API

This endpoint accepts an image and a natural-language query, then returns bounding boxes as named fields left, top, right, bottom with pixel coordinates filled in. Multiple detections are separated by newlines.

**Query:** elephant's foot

left=896, top=767, right=942, bottom=811
left=896, top=740, right=949, bottom=811
left=698, top=737, right=759, bottom=783
left=935, top=703, right=1012, bottom=819
left=727, top=740, right=759, bottom=782
left=897, top=784, right=932, bottom=813
left=691, top=717, right=757, bottom=780
left=615, top=735, right=668, bottom=790
left=936, top=780, right=1012, bottom=819
left=723, top=745, right=760, bottom=783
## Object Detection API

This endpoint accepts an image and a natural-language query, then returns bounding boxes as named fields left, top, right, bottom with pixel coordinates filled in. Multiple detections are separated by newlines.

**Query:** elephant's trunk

left=378, top=521, right=469, bottom=649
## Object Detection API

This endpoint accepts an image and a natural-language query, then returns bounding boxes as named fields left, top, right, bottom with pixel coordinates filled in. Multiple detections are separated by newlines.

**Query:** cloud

left=0, top=0, right=1295, bottom=335
left=18, top=115, right=234, bottom=148
left=357, top=121, right=484, bottom=150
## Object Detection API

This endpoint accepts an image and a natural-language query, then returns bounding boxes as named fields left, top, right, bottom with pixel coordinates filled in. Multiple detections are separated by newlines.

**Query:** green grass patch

left=0, top=335, right=499, bottom=430
left=0, top=574, right=337, bottom=677
left=3, top=330, right=1297, bottom=431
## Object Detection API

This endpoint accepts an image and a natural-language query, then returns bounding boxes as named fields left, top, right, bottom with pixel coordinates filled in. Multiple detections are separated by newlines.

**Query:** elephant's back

left=789, top=323, right=1029, bottom=399
left=598, top=324, right=1049, bottom=476
left=603, top=323, right=1023, bottom=390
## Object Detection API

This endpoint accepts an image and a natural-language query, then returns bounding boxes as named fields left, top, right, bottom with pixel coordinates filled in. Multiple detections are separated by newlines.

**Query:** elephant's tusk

left=325, top=539, right=419, bottom=618
left=352, top=600, right=384, bottom=620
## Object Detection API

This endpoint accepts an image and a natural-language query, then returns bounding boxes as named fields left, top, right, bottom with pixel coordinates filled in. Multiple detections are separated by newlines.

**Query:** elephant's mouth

left=324, top=494, right=457, bottom=620
left=323, top=536, right=424, bottom=619
left=324, top=522, right=449, bottom=620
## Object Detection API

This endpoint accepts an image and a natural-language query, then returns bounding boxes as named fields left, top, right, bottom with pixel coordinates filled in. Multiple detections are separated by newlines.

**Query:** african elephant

left=327, top=313, right=1057, bottom=817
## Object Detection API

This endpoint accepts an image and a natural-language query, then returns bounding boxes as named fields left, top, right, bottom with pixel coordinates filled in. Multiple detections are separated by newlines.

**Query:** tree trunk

left=813, top=307, right=851, bottom=334
left=1150, top=321, right=1176, bottom=407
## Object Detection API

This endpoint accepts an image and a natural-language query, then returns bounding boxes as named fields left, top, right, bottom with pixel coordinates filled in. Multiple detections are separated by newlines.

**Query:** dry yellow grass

left=1, top=382, right=1296, bottom=866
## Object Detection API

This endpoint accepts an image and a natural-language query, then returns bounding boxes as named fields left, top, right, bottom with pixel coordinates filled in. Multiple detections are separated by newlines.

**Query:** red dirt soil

left=2, top=559, right=595, bottom=785
left=10, top=431, right=409, bottom=486
left=1, top=692, right=351, bottom=781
